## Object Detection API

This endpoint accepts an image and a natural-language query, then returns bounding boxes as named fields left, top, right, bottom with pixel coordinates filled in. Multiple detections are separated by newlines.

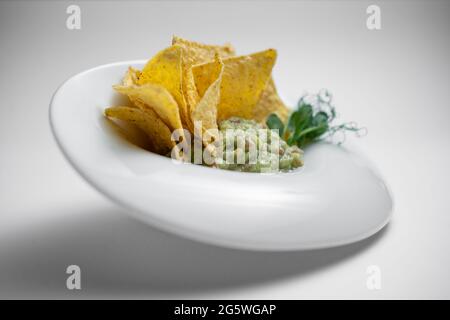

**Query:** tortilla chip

left=180, top=63, right=198, bottom=132
left=172, top=36, right=235, bottom=132
left=122, top=67, right=141, bottom=86
left=191, top=54, right=224, bottom=136
left=113, top=83, right=183, bottom=133
left=172, top=37, right=288, bottom=123
left=253, top=78, right=290, bottom=122
left=193, top=49, right=276, bottom=121
left=105, top=106, right=174, bottom=154
left=172, top=35, right=235, bottom=66
left=137, top=45, right=189, bottom=126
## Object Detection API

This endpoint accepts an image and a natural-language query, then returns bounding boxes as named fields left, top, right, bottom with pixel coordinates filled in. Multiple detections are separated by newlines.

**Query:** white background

left=0, top=0, right=449, bottom=298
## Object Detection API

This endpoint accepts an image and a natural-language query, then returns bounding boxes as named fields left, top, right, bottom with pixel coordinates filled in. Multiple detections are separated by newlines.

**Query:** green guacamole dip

left=215, top=117, right=304, bottom=172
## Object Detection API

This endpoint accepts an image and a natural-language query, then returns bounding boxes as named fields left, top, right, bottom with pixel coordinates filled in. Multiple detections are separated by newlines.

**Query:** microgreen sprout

left=266, top=89, right=366, bottom=148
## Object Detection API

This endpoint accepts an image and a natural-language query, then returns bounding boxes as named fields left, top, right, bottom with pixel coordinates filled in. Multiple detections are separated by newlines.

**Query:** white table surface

left=1, top=0, right=449, bottom=299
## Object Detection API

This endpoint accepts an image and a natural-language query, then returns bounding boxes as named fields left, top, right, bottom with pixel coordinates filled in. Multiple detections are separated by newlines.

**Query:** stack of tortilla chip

left=105, top=36, right=289, bottom=155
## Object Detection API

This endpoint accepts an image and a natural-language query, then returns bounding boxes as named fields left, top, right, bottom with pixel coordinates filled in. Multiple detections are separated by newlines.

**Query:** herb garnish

left=267, top=89, right=365, bottom=148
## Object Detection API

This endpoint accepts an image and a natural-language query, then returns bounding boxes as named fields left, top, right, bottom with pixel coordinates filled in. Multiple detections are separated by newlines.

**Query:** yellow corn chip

left=253, top=78, right=289, bottom=123
left=172, top=35, right=235, bottom=66
left=193, top=49, right=276, bottom=121
left=113, top=83, right=183, bottom=133
left=172, top=37, right=288, bottom=124
left=105, top=106, right=174, bottom=154
left=137, top=45, right=189, bottom=126
left=122, top=67, right=141, bottom=86
left=191, top=54, right=224, bottom=136
left=181, top=63, right=198, bottom=132
left=172, top=36, right=235, bottom=132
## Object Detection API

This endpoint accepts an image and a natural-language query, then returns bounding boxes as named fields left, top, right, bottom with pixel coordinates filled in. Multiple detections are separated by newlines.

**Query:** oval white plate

left=50, top=61, right=393, bottom=251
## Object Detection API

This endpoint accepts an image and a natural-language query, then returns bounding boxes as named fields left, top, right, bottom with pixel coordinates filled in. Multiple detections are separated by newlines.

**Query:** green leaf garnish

left=267, top=89, right=365, bottom=148
left=266, top=113, right=285, bottom=137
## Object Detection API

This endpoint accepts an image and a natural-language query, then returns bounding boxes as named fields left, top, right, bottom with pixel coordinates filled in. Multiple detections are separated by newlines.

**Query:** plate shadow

left=0, top=205, right=389, bottom=298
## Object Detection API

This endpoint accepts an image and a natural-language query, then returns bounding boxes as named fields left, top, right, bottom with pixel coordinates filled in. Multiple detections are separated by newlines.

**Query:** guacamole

left=215, top=117, right=304, bottom=172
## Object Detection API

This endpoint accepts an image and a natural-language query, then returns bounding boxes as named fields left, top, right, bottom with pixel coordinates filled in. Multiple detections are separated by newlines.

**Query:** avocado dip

left=214, top=117, right=304, bottom=172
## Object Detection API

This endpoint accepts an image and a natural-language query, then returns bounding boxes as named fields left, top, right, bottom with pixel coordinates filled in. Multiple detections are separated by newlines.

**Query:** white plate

left=50, top=61, right=393, bottom=251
